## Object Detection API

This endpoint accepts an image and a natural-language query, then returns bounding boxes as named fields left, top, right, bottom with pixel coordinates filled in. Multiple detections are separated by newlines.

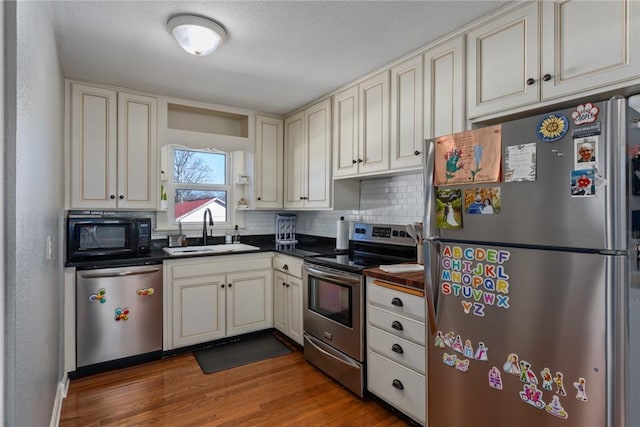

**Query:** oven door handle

left=304, top=265, right=361, bottom=286
left=304, top=334, right=361, bottom=369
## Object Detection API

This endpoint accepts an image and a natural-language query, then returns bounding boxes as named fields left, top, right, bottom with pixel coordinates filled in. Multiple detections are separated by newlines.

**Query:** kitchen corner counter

left=363, top=266, right=425, bottom=295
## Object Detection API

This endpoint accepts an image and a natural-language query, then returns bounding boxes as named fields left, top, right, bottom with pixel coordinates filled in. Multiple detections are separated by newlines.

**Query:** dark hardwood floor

left=60, top=335, right=411, bottom=426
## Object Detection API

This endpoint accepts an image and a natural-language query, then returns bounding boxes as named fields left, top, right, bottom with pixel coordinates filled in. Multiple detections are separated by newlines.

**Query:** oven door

left=303, top=263, right=363, bottom=362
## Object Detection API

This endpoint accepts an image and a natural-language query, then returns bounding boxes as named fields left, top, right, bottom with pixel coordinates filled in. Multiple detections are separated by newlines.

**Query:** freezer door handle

left=79, top=267, right=161, bottom=279
left=424, top=240, right=438, bottom=335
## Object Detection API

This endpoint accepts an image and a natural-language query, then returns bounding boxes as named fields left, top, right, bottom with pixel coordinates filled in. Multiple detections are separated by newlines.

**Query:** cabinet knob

left=283, top=264, right=289, bottom=270
left=221, top=284, right=225, bottom=288
left=543, top=74, right=552, bottom=82
left=228, top=283, right=232, bottom=288
left=119, top=195, right=124, bottom=200
left=526, top=78, right=535, bottom=86
left=391, top=297, right=403, bottom=307
left=357, top=159, right=363, bottom=163
left=414, top=150, right=420, bottom=156
left=110, top=195, right=116, bottom=200
left=352, top=159, right=357, bottom=164
left=391, top=343, right=404, bottom=354
left=257, top=197, right=261, bottom=201
left=285, top=283, right=290, bottom=287
left=391, top=320, right=404, bottom=331
left=392, top=379, right=404, bottom=390
left=282, top=282, right=287, bottom=287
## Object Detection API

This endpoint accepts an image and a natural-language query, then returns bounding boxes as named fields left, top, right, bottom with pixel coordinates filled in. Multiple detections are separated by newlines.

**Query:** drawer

left=367, top=281, right=425, bottom=320
left=273, top=255, right=303, bottom=278
left=367, top=305, right=426, bottom=346
left=367, top=325, right=425, bottom=374
left=367, top=350, right=425, bottom=425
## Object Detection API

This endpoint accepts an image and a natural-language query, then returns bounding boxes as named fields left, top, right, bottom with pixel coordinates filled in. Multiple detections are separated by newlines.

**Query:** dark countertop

left=363, top=265, right=425, bottom=293
left=65, top=234, right=340, bottom=270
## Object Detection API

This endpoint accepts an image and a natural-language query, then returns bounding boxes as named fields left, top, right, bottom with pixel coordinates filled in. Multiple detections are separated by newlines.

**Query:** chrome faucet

left=202, top=208, right=214, bottom=245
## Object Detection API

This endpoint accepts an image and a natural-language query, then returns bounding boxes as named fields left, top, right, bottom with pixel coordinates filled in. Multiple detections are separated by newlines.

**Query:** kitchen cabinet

left=366, top=278, right=426, bottom=425
left=164, top=253, right=273, bottom=350
left=467, top=0, right=640, bottom=119
left=423, top=35, right=465, bottom=139
left=284, top=98, right=332, bottom=209
left=254, top=115, right=284, bottom=209
left=390, top=55, right=423, bottom=171
left=69, top=82, right=157, bottom=209
left=273, top=254, right=304, bottom=346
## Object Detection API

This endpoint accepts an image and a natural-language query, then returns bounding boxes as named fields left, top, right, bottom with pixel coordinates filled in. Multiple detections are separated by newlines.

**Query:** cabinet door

left=359, top=71, right=390, bottom=174
left=304, top=98, right=332, bottom=209
left=70, top=83, right=117, bottom=209
left=541, top=0, right=640, bottom=100
left=467, top=2, right=539, bottom=118
left=226, top=269, right=273, bottom=336
left=284, top=111, right=305, bottom=208
left=390, top=55, right=423, bottom=170
left=117, top=91, right=157, bottom=209
left=286, top=275, right=304, bottom=346
left=172, top=274, right=226, bottom=348
left=273, top=271, right=287, bottom=334
left=424, top=36, right=465, bottom=139
left=333, top=85, right=359, bottom=178
left=255, top=116, right=284, bottom=209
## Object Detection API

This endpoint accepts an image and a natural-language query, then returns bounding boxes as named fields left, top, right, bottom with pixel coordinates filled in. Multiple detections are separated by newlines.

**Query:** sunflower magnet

left=536, top=113, right=569, bottom=142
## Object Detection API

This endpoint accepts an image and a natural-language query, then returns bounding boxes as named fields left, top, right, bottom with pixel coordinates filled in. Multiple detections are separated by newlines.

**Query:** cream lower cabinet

left=366, top=278, right=426, bottom=425
left=273, top=254, right=304, bottom=346
left=164, top=253, right=273, bottom=350
left=69, top=81, right=157, bottom=209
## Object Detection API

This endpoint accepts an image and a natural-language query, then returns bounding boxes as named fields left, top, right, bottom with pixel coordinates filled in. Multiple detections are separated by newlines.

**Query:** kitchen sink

left=163, top=243, right=260, bottom=257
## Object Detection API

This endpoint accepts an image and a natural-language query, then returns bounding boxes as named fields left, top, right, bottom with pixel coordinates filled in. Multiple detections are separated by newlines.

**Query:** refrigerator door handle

left=423, top=138, right=436, bottom=241
left=424, top=239, right=439, bottom=335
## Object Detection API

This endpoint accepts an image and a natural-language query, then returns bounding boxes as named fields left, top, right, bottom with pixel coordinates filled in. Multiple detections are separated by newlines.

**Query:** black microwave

left=67, top=217, right=152, bottom=260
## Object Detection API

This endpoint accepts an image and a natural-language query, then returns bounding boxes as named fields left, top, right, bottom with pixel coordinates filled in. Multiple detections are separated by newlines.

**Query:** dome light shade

left=167, top=15, right=227, bottom=56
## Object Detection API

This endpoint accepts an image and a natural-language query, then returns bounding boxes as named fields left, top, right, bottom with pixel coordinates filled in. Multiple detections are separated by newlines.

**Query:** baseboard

left=49, top=373, right=69, bottom=427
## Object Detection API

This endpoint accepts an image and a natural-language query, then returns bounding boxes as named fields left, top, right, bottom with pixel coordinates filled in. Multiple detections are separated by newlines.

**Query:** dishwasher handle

left=80, top=267, right=161, bottom=279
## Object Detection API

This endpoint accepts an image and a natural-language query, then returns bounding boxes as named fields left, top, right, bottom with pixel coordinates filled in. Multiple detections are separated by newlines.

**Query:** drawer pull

left=391, top=343, right=404, bottom=354
left=391, top=320, right=404, bottom=331
left=391, top=297, right=403, bottom=307
left=392, top=379, right=404, bottom=390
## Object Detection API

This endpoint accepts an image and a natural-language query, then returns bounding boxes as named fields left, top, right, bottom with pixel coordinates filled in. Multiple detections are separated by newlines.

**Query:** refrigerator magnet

left=89, top=288, right=106, bottom=303
left=536, top=113, right=569, bottom=142
left=574, top=136, right=598, bottom=169
left=434, top=331, right=446, bottom=348
left=541, top=367, right=553, bottom=391
left=443, top=353, right=458, bottom=367
left=114, top=307, right=129, bottom=321
left=519, top=360, right=539, bottom=385
left=464, top=187, right=501, bottom=214
left=503, top=353, right=521, bottom=375
left=443, top=331, right=455, bottom=348
left=455, top=358, right=470, bottom=373
left=474, top=342, right=489, bottom=361
left=488, top=366, right=503, bottom=390
left=573, top=377, right=588, bottom=402
left=436, top=189, right=463, bottom=229
left=452, top=335, right=464, bottom=353
left=463, top=339, right=474, bottom=358
left=555, top=372, right=568, bottom=396
left=571, top=169, right=596, bottom=197
left=519, top=383, right=546, bottom=409
left=571, top=103, right=600, bottom=125
left=545, top=395, right=569, bottom=419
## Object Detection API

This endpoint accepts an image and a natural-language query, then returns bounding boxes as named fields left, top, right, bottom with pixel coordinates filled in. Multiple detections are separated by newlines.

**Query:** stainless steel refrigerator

left=422, top=96, right=640, bottom=427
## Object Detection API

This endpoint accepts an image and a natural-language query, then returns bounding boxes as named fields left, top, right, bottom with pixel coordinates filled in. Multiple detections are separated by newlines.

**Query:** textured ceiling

left=48, top=1, right=508, bottom=116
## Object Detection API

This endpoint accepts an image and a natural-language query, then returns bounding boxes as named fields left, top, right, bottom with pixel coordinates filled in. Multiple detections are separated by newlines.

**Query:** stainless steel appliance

left=423, top=96, right=640, bottom=426
left=303, top=222, right=416, bottom=397
left=67, top=216, right=152, bottom=260
left=76, top=264, right=163, bottom=376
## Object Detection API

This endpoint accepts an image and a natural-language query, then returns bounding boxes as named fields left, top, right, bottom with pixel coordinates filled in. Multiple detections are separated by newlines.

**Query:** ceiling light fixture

left=167, top=14, right=227, bottom=56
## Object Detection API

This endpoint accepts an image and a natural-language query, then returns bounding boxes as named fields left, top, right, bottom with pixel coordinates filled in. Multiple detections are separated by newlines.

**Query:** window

left=169, top=147, right=230, bottom=226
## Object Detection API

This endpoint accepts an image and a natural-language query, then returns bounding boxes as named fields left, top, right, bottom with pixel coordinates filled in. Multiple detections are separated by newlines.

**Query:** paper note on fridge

left=434, top=125, right=502, bottom=186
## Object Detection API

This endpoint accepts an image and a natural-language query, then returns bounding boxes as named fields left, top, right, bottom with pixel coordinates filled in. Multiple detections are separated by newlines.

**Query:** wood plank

left=60, top=336, right=413, bottom=426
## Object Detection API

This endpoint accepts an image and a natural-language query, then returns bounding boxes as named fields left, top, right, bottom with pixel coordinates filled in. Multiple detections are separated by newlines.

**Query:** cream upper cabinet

left=284, top=98, right=332, bottom=209
left=424, top=35, right=466, bottom=139
left=540, top=0, right=640, bottom=100
left=467, top=2, right=539, bottom=119
left=359, top=71, right=390, bottom=175
left=70, top=82, right=157, bottom=209
left=333, top=85, right=359, bottom=178
left=390, top=55, right=423, bottom=171
left=254, top=115, right=284, bottom=209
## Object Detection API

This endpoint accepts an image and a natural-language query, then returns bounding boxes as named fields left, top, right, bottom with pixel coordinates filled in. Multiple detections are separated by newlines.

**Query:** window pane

left=174, top=190, right=227, bottom=223
left=174, top=149, right=226, bottom=185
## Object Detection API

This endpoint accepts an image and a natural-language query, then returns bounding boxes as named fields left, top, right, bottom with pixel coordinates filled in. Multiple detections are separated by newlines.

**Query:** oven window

left=77, top=224, right=129, bottom=250
left=308, top=277, right=352, bottom=328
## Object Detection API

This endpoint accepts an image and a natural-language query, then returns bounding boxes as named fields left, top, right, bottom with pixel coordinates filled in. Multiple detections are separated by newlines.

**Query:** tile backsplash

left=243, top=172, right=424, bottom=238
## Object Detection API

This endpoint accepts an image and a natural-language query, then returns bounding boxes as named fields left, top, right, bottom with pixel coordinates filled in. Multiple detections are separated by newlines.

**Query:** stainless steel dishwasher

left=76, top=264, right=163, bottom=371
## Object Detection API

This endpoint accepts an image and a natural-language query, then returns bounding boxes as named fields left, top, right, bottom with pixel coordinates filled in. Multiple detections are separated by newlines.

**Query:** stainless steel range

left=302, top=222, right=416, bottom=397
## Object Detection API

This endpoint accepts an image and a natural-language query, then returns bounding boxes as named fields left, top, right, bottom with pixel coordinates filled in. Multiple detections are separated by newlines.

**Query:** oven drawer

left=367, top=281, right=425, bottom=321
left=367, top=325, right=425, bottom=374
left=367, top=350, right=425, bottom=425
left=367, top=305, right=426, bottom=346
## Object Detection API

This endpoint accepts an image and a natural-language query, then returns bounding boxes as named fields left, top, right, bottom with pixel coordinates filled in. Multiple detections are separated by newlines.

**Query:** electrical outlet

left=47, top=236, right=53, bottom=260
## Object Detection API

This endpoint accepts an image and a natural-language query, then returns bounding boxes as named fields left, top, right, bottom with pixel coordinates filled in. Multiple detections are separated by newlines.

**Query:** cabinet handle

left=526, top=78, right=535, bottom=86
left=392, top=379, right=404, bottom=390
left=391, top=343, right=404, bottom=354
left=357, top=159, right=363, bottom=163
left=414, top=150, right=420, bottom=156
left=543, top=73, right=552, bottom=82
left=352, top=159, right=357, bottom=164
left=283, top=264, right=289, bottom=271
left=285, top=283, right=290, bottom=287
left=391, top=297, right=403, bottom=307
left=110, top=194, right=115, bottom=200
left=228, top=283, right=233, bottom=288
left=391, top=320, right=403, bottom=331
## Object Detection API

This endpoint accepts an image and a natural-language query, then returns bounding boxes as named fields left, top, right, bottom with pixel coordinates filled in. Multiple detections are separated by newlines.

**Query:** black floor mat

left=194, top=334, right=292, bottom=374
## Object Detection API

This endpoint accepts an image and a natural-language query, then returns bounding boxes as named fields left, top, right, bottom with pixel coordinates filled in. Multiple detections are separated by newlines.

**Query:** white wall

left=243, top=172, right=424, bottom=237
left=4, top=2, right=65, bottom=425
